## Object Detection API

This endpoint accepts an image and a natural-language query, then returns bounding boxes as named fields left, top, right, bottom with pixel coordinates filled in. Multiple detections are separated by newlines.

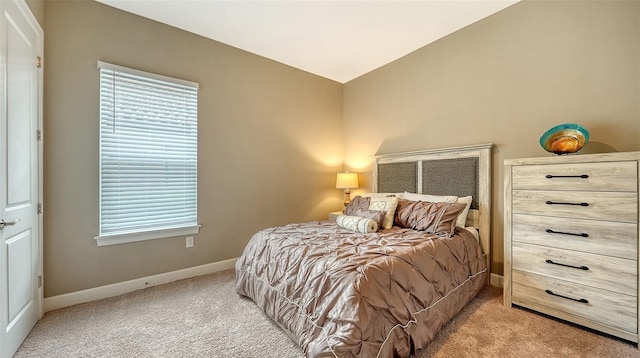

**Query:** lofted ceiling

left=96, top=0, right=520, bottom=83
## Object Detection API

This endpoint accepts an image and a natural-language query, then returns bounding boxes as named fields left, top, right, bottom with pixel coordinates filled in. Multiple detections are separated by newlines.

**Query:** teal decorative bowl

left=539, top=123, right=589, bottom=155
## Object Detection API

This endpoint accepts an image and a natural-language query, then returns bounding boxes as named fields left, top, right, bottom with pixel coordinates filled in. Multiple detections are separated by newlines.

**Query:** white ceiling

left=96, top=0, right=519, bottom=83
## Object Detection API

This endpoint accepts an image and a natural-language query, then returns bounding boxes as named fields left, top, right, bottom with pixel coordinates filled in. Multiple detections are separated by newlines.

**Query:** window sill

left=95, top=225, right=201, bottom=247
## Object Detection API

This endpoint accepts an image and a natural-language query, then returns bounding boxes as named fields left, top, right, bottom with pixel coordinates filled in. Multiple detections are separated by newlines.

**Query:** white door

left=0, top=0, right=43, bottom=357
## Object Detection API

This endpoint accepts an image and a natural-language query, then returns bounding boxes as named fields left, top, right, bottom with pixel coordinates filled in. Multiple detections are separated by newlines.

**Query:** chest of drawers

left=504, top=152, right=640, bottom=343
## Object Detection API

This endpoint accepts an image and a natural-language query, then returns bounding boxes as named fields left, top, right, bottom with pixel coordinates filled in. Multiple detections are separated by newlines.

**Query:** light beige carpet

left=15, top=269, right=638, bottom=357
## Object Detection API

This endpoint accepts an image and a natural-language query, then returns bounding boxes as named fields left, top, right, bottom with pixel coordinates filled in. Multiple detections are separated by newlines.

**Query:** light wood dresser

left=504, top=151, right=640, bottom=344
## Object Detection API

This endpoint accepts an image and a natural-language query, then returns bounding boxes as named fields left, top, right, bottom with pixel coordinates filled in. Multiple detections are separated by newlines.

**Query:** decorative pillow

left=394, top=199, right=414, bottom=228
left=352, top=209, right=385, bottom=228
left=336, top=215, right=378, bottom=233
left=367, top=196, right=399, bottom=229
left=456, top=196, right=473, bottom=227
left=394, top=200, right=467, bottom=237
left=400, top=192, right=458, bottom=203
left=344, top=196, right=371, bottom=216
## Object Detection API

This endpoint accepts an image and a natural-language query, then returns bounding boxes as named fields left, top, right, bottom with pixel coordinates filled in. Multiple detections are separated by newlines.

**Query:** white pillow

left=367, top=196, right=399, bottom=229
left=336, top=215, right=378, bottom=233
left=456, top=196, right=473, bottom=227
left=400, top=192, right=458, bottom=203
left=363, top=192, right=398, bottom=198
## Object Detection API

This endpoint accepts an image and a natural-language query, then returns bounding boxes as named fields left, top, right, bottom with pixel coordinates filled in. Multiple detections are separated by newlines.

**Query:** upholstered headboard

left=377, top=157, right=480, bottom=208
left=374, top=144, right=493, bottom=277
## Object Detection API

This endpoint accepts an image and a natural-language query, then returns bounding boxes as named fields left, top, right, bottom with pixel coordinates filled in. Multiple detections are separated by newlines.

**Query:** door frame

left=18, top=0, right=45, bottom=322
left=2, top=0, right=44, bottom=328
left=35, top=0, right=44, bottom=319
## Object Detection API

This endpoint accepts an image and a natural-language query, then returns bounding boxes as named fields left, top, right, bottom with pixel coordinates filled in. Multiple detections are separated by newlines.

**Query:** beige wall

left=25, top=0, right=44, bottom=28
left=343, top=0, right=640, bottom=275
left=43, top=0, right=344, bottom=297
left=41, top=0, right=640, bottom=296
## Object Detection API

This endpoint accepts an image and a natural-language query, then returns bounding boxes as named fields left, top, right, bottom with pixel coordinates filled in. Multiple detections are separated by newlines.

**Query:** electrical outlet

left=186, top=236, right=194, bottom=248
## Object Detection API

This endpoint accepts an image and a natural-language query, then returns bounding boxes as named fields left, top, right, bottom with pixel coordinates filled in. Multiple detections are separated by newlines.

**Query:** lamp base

left=343, top=189, right=352, bottom=207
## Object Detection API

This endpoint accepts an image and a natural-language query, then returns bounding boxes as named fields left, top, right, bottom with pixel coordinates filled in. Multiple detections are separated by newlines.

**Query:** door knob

left=0, top=219, right=20, bottom=230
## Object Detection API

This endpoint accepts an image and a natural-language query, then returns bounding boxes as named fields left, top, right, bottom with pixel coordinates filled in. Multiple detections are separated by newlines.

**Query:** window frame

left=94, top=61, right=199, bottom=246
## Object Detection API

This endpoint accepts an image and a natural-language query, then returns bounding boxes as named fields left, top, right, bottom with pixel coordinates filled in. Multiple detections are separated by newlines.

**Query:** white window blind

left=96, top=61, right=199, bottom=245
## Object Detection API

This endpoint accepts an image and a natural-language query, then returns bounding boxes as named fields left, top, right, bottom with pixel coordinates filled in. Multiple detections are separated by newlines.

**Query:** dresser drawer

left=512, top=242, right=637, bottom=296
left=512, top=161, right=638, bottom=192
left=512, top=214, right=638, bottom=260
left=512, top=271, right=637, bottom=333
left=512, top=190, right=638, bottom=223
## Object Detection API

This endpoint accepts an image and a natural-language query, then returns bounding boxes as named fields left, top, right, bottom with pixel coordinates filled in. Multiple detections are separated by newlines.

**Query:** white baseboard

left=490, top=273, right=504, bottom=288
left=44, top=257, right=238, bottom=312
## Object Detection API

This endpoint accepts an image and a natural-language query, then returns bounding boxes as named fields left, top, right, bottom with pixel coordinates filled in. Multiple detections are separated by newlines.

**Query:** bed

left=236, top=144, right=493, bottom=357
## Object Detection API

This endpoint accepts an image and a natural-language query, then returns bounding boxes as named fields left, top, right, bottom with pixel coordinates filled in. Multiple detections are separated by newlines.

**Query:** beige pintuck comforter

left=235, top=221, right=486, bottom=358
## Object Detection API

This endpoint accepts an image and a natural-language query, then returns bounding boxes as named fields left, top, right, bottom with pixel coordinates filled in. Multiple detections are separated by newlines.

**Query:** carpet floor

left=15, top=269, right=639, bottom=357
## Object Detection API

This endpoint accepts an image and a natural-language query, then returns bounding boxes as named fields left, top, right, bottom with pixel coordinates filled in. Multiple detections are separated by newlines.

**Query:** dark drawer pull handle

left=545, top=289, right=589, bottom=304
left=546, top=229, right=589, bottom=238
left=545, top=174, right=589, bottom=179
left=546, top=201, right=589, bottom=206
left=545, top=259, right=589, bottom=271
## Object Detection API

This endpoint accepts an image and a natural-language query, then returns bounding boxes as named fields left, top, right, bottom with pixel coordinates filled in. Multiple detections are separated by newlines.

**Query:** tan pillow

left=368, top=196, right=399, bottom=229
left=456, top=196, right=473, bottom=227
left=394, top=199, right=466, bottom=237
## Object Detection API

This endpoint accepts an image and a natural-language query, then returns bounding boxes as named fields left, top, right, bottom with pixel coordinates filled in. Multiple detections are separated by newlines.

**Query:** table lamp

left=336, top=172, right=359, bottom=207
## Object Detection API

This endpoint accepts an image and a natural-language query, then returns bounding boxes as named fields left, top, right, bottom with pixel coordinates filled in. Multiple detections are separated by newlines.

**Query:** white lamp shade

left=336, top=172, right=359, bottom=189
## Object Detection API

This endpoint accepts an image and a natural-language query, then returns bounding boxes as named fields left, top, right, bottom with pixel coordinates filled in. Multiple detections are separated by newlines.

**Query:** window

left=95, top=61, right=199, bottom=246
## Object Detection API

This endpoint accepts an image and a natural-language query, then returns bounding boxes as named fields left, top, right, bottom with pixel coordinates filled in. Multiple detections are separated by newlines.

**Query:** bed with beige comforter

left=235, top=220, right=486, bottom=358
